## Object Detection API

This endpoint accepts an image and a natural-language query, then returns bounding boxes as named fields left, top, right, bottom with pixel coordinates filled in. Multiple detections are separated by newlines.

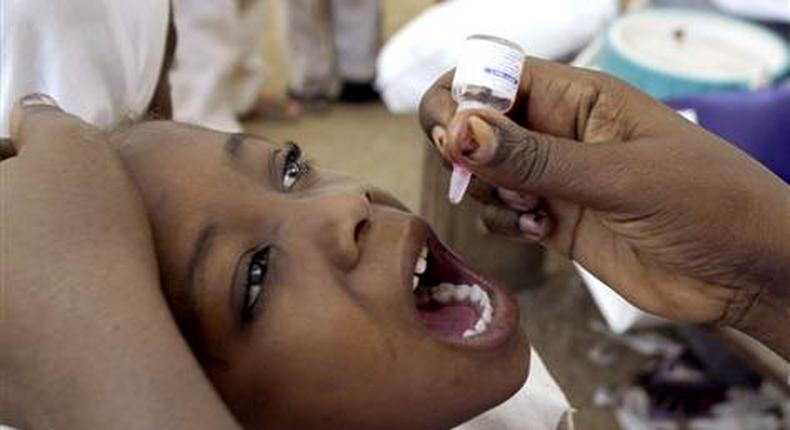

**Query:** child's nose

left=309, top=187, right=372, bottom=271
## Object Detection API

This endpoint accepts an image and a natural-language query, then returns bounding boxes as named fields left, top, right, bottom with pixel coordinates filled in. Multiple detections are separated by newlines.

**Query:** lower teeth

left=416, top=283, right=493, bottom=339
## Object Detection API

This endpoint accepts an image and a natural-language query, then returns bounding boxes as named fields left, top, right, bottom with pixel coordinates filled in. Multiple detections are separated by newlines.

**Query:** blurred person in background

left=170, top=0, right=300, bottom=133
left=284, top=0, right=382, bottom=111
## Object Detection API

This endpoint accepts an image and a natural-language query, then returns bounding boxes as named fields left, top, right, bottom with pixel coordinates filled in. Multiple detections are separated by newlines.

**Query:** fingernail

left=446, top=115, right=470, bottom=162
left=448, top=115, right=466, bottom=146
left=466, top=115, right=497, bottom=164
left=518, top=211, right=547, bottom=234
left=10, top=94, right=59, bottom=140
left=19, top=93, right=59, bottom=108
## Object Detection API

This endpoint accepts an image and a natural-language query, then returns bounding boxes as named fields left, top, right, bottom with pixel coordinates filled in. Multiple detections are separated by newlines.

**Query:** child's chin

left=441, top=331, right=531, bottom=430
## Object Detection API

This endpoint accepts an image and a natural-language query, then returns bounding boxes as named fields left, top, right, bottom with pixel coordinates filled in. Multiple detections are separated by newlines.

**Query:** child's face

left=116, top=122, right=529, bottom=430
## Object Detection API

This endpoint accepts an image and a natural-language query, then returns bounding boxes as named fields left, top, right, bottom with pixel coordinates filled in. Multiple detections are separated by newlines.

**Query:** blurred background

left=173, top=0, right=789, bottom=428
left=241, top=0, right=433, bottom=210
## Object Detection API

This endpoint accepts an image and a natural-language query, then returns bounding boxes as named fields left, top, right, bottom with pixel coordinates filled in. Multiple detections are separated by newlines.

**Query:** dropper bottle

left=448, top=35, right=525, bottom=204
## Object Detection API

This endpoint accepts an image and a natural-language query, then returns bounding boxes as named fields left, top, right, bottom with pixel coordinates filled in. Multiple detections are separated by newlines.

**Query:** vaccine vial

left=448, top=35, right=525, bottom=204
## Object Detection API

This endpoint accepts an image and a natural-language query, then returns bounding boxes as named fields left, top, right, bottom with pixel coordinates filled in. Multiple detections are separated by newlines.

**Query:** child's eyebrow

left=225, top=133, right=246, bottom=160
left=224, top=132, right=285, bottom=177
left=184, top=222, right=218, bottom=320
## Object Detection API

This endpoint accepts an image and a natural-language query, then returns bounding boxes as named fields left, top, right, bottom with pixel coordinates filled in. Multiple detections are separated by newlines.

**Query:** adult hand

left=0, top=95, right=240, bottom=429
left=420, top=59, right=790, bottom=358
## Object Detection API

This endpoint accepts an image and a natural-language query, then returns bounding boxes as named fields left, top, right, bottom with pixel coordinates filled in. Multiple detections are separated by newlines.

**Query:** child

left=112, top=120, right=571, bottom=429
left=1, top=1, right=569, bottom=425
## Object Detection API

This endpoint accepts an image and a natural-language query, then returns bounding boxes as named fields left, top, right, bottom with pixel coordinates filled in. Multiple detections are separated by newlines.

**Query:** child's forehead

left=223, top=132, right=279, bottom=153
left=114, top=122, right=282, bottom=158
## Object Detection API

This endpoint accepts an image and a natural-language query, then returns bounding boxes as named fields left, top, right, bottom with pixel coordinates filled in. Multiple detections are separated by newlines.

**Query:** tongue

left=418, top=302, right=479, bottom=338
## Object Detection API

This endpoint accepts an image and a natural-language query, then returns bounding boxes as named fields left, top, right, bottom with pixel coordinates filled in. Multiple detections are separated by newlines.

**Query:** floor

left=245, top=1, right=640, bottom=428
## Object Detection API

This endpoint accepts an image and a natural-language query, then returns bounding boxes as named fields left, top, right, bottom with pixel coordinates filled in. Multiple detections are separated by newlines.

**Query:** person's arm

left=0, top=95, right=241, bottom=429
left=419, top=58, right=790, bottom=360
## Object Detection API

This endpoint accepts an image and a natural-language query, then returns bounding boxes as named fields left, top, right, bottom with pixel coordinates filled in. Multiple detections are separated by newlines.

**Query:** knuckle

left=481, top=205, right=518, bottom=234
left=494, top=129, right=549, bottom=191
left=583, top=67, right=625, bottom=93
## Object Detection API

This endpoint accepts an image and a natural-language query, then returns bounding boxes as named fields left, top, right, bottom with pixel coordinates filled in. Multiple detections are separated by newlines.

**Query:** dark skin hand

left=420, top=58, right=790, bottom=360
left=0, top=95, right=241, bottom=429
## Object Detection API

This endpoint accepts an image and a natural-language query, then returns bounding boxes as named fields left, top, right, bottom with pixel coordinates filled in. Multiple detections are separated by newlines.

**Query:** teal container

left=600, top=9, right=790, bottom=100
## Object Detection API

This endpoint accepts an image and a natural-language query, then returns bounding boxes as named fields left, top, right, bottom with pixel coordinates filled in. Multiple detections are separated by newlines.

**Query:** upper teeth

left=430, top=283, right=493, bottom=339
left=415, top=258, right=427, bottom=275
left=412, top=245, right=429, bottom=290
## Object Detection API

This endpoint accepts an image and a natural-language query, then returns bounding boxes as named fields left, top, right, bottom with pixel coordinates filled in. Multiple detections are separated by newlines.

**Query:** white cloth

left=169, top=0, right=268, bottom=133
left=0, top=0, right=169, bottom=137
left=575, top=263, right=669, bottom=334
left=711, top=0, right=790, bottom=22
left=375, top=0, right=618, bottom=113
left=456, top=348, right=573, bottom=430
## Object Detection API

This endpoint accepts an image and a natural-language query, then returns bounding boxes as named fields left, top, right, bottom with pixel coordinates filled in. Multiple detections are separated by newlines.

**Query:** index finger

left=418, top=70, right=456, bottom=137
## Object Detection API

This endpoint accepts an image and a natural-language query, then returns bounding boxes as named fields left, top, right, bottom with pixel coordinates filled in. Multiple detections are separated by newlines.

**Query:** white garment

left=0, top=0, right=169, bottom=137
left=375, top=0, right=618, bottom=113
left=455, top=348, right=573, bottom=430
left=169, top=0, right=268, bottom=133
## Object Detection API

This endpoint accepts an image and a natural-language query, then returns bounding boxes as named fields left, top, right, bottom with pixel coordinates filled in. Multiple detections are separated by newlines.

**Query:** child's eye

left=282, top=142, right=308, bottom=190
left=282, top=161, right=302, bottom=190
left=243, top=247, right=270, bottom=321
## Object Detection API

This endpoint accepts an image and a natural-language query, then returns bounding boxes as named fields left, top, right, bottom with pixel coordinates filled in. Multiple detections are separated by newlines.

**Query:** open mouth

left=408, top=233, right=518, bottom=349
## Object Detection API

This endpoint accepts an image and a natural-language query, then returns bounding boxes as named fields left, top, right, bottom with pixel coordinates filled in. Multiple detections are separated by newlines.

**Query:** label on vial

left=453, top=38, right=524, bottom=106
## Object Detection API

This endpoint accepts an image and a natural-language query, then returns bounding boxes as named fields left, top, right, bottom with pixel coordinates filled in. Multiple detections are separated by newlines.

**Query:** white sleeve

left=0, top=0, right=169, bottom=137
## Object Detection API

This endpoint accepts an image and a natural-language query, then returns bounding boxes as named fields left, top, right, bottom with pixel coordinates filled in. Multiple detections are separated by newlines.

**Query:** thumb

left=446, top=109, right=634, bottom=211
left=9, top=93, right=62, bottom=154
left=9, top=93, right=109, bottom=160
